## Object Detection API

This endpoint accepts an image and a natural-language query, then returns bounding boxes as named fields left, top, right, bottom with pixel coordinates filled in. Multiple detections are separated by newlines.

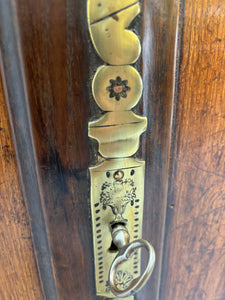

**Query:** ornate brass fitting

left=87, top=1, right=155, bottom=298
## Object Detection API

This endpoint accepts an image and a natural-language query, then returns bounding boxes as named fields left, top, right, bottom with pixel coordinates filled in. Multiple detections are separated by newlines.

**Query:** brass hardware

left=87, top=0, right=137, bottom=24
left=87, top=0, right=155, bottom=298
left=90, top=158, right=145, bottom=298
left=109, top=224, right=155, bottom=298
left=88, top=2, right=141, bottom=65
left=91, top=66, right=143, bottom=111
left=89, top=111, right=147, bottom=158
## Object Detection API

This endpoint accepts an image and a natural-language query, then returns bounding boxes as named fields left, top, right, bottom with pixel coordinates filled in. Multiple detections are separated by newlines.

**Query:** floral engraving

left=100, top=178, right=136, bottom=223
left=106, top=76, right=131, bottom=101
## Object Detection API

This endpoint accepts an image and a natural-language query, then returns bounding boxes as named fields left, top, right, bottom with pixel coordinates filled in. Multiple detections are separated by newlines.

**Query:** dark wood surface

left=17, top=1, right=95, bottom=298
left=0, top=0, right=179, bottom=299
left=160, top=0, right=225, bottom=299
left=139, top=1, right=179, bottom=299
left=0, top=0, right=225, bottom=299
left=1, top=0, right=95, bottom=299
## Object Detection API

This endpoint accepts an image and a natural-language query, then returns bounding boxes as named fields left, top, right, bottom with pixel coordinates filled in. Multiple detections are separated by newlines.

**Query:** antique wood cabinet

left=0, top=0, right=225, bottom=299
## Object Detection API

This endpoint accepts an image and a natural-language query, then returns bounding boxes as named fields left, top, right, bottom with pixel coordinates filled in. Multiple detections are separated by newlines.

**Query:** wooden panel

left=0, top=0, right=179, bottom=299
left=139, top=1, right=179, bottom=299
left=0, top=74, right=44, bottom=299
left=2, top=0, right=96, bottom=299
left=0, top=1, right=58, bottom=299
left=161, top=0, right=225, bottom=299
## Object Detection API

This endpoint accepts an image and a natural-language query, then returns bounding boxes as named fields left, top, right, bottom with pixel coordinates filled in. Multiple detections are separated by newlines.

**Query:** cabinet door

left=0, top=0, right=224, bottom=299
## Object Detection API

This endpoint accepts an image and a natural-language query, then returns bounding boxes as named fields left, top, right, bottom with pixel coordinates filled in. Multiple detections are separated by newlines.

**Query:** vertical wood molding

left=0, top=69, right=44, bottom=300
left=140, top=0, right=180, bottom=299
left=0, top=1, right=58, bottom=299
left=0, top=0, right=97, bottom=299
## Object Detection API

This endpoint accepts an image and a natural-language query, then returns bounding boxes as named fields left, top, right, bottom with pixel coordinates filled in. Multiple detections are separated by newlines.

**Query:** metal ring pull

left=108, top=225, right=155, bottom=298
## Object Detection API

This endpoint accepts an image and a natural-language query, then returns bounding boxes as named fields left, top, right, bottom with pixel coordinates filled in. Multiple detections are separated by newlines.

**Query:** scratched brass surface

left=88, top=2, right=141, bottom=65
left=87, top=0, right=137, bottom=24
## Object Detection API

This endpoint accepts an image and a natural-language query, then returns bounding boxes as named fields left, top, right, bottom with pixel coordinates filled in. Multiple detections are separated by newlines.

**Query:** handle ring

left=108, top=239, right=155, bottom=298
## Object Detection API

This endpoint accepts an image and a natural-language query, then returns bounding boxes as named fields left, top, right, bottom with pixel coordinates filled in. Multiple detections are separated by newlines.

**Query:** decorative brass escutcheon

left=87, top=0, right=155, bottom=298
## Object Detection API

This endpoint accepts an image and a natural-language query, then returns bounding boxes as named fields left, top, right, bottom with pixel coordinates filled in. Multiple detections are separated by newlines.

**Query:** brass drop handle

left=108, top=224, right=156, bottom=298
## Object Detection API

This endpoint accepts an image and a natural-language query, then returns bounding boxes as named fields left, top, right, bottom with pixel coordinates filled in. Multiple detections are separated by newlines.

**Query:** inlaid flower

left=106, top=76, right=131, bottom=101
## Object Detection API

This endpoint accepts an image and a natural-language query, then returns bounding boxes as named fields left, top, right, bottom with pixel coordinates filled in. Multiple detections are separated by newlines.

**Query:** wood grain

left=161, top=0, right=225, bottom=299
left=0, top=73, right=44, bottom=299
left=0, top=0, right=180, bottom=299
left=13, top=0, right=96, bottom=298
left=0, top=1, right=58, bottom=298
left=139, top=1, right=179, bottom=299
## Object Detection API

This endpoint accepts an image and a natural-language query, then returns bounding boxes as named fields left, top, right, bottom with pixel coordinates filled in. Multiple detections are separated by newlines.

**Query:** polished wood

left=0, top=0, right=179, bottom=299
left=1, top=0, right=96, bottom=298
left=0, top=74, right=44, bottom=299
left=161, top=0, right=225, bottom=299
left=1, top=0, right=224, bottom=299
left=0, top=1, right=58, bottom=298
left=139, top=1, right=179, bottom=299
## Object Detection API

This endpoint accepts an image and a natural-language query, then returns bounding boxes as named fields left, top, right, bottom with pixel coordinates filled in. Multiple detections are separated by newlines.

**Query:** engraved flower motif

left=106, top=76, right=131, bottom=101
left=100, top=179, right=136, bottom=210
left=115, top=270, right=133, bottom=290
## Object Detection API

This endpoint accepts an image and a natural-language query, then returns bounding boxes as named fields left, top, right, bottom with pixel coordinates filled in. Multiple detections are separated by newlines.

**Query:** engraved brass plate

left=87, top=0, right=154, bottom=298
left=90, top=158, right=144, bottom=298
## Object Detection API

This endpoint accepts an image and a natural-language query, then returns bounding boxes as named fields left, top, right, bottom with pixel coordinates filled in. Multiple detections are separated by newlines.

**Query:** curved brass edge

left=109, top=239, right=156, bottom=298
left=88, top=111, right=147, bottom=158
left=88, top=3, right=141, bottom=65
